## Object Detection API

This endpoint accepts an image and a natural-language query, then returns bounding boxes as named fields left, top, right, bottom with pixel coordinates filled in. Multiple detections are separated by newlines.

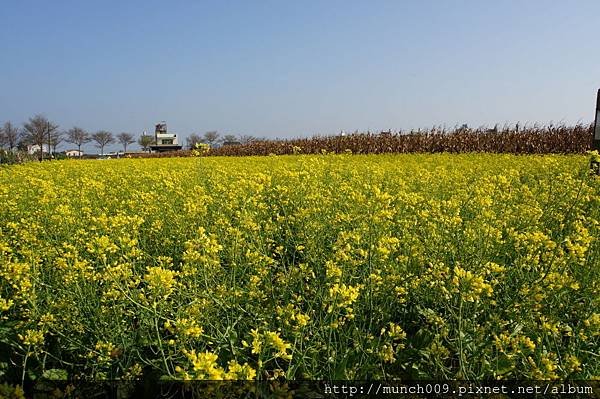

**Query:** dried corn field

left=123, top=124, right=593, bottom=159
left=209, top=124, right=593, bottom=157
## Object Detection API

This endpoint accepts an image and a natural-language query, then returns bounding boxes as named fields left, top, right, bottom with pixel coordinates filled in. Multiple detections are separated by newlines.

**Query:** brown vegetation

left=123, top=123, right=594, bottom=158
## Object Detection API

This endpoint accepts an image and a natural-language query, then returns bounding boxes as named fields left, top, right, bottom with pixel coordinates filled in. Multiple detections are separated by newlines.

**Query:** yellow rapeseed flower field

left=0, top=153, right=598, bottom=380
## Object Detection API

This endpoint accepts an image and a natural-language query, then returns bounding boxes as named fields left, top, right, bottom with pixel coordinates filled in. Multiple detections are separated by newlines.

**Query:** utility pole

left=591, top=89, right=600, bottom=175
left=47, top=121, right=51, bottom=160
left=594, top=89, right=600, bottom=151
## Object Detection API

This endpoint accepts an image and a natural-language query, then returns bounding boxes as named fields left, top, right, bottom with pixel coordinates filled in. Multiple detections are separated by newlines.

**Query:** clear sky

left=1, top=0, right=599, bottom=152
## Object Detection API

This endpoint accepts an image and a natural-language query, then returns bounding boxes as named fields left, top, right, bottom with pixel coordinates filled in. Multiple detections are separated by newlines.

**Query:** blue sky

left=1, top=0, right=599, bottom=152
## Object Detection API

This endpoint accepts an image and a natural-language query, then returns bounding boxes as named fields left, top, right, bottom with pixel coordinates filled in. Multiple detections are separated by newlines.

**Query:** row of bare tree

left=185, top=131, right=264, bottom=148
left=0, top=115, right=139, bottom=159
left=0, top=115, right=268, bottom=159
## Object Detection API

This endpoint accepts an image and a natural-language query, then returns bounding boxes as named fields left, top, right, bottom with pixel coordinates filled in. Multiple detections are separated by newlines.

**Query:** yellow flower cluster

left=327, top=283, right=363, bottom=326
left=494, top=332, right=536, bottom=355
left=144, top=266, right=178, bottom=300
left=451, top=266, right=493, bottom=302
left=89, top=341, right=119, bottom=364
left=181, top=227, right=223, bottom=276
left=250, top=329, right=293, bottom=361
left=276, top=304, right=310, bottom=330
left=176, top=350, right=256, bottom=380
left=164, top=318, right=204, bottom=339
left=0, top=297, right=13, bottom=312
left=0, top=153, right=597, bottom=381
left=378, top=323, right=407, bottom=363
left=18, top=329, right=44, bottom=347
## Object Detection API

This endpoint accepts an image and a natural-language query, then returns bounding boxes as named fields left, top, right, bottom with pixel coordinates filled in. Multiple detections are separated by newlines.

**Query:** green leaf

left=42, top=368, right=68, bottom=380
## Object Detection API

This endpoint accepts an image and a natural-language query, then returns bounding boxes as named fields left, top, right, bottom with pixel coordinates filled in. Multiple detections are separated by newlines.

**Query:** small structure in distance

left=65, top=149, right=84, bottom=157
left=27, top=144, right=50, bottom=155
left=148, top=121, right=182, bottom=152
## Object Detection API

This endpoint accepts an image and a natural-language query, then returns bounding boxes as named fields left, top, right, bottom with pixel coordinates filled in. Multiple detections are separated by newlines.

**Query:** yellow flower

left=172, top=318, right=203, bottom=338
left=451, top=266, right=493, bottom=302
left=144, top=266, right=178, bottom=299
left=379, top=344, right=395, bottom=363
left=250, top=329, right=292, bottom=360
left=250, top=329, right=262, bottom=354
left=0, top=297, right=13, bottom=312
left=18, top=329, right=44, bottom=346
left=264, top=331, right=292, bottom=360
left=564, top=355, right=581, bottom=373
left=225, top=360, right=257, bottom=380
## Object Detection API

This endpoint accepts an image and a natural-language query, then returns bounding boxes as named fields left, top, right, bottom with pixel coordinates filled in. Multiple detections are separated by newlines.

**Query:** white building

left=65, top=149, right=83, bottom=157
left=149, top=122, right=182, bottom=152
left=27, top=144, right=50, bottom=155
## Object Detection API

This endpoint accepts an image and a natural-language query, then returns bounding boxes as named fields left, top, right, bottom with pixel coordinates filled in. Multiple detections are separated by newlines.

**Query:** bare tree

left=138, top=134, right=154, bottom=153
left=49, top=130, right=64, bottom=154
left=16, top=137, right=29, bottom=151
left=2, top=122, right=21, bottom=151
left=91, top=130, right=115, bottom=156
left=0, top=125, right=5, bottom=149
left=117, top=132, right=135, bottom=153
left=22, top=115, right=59, bottom=160
left=186, top=133, right=202, bottom=149
left=239, top=134, right=258, bottom=144
left=66, top=127, right=90, bottom=156
left=203, top=131, right=220, bottom=147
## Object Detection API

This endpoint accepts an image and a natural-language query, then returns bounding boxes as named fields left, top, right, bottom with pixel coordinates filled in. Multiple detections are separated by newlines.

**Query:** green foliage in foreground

left=0, top=154, right=598, bottom=381
left=0, top=150, right=37, bottom=165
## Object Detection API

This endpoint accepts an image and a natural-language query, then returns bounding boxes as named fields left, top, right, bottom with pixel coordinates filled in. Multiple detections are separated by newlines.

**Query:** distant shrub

left=0, top=150, right=36, bottom=165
